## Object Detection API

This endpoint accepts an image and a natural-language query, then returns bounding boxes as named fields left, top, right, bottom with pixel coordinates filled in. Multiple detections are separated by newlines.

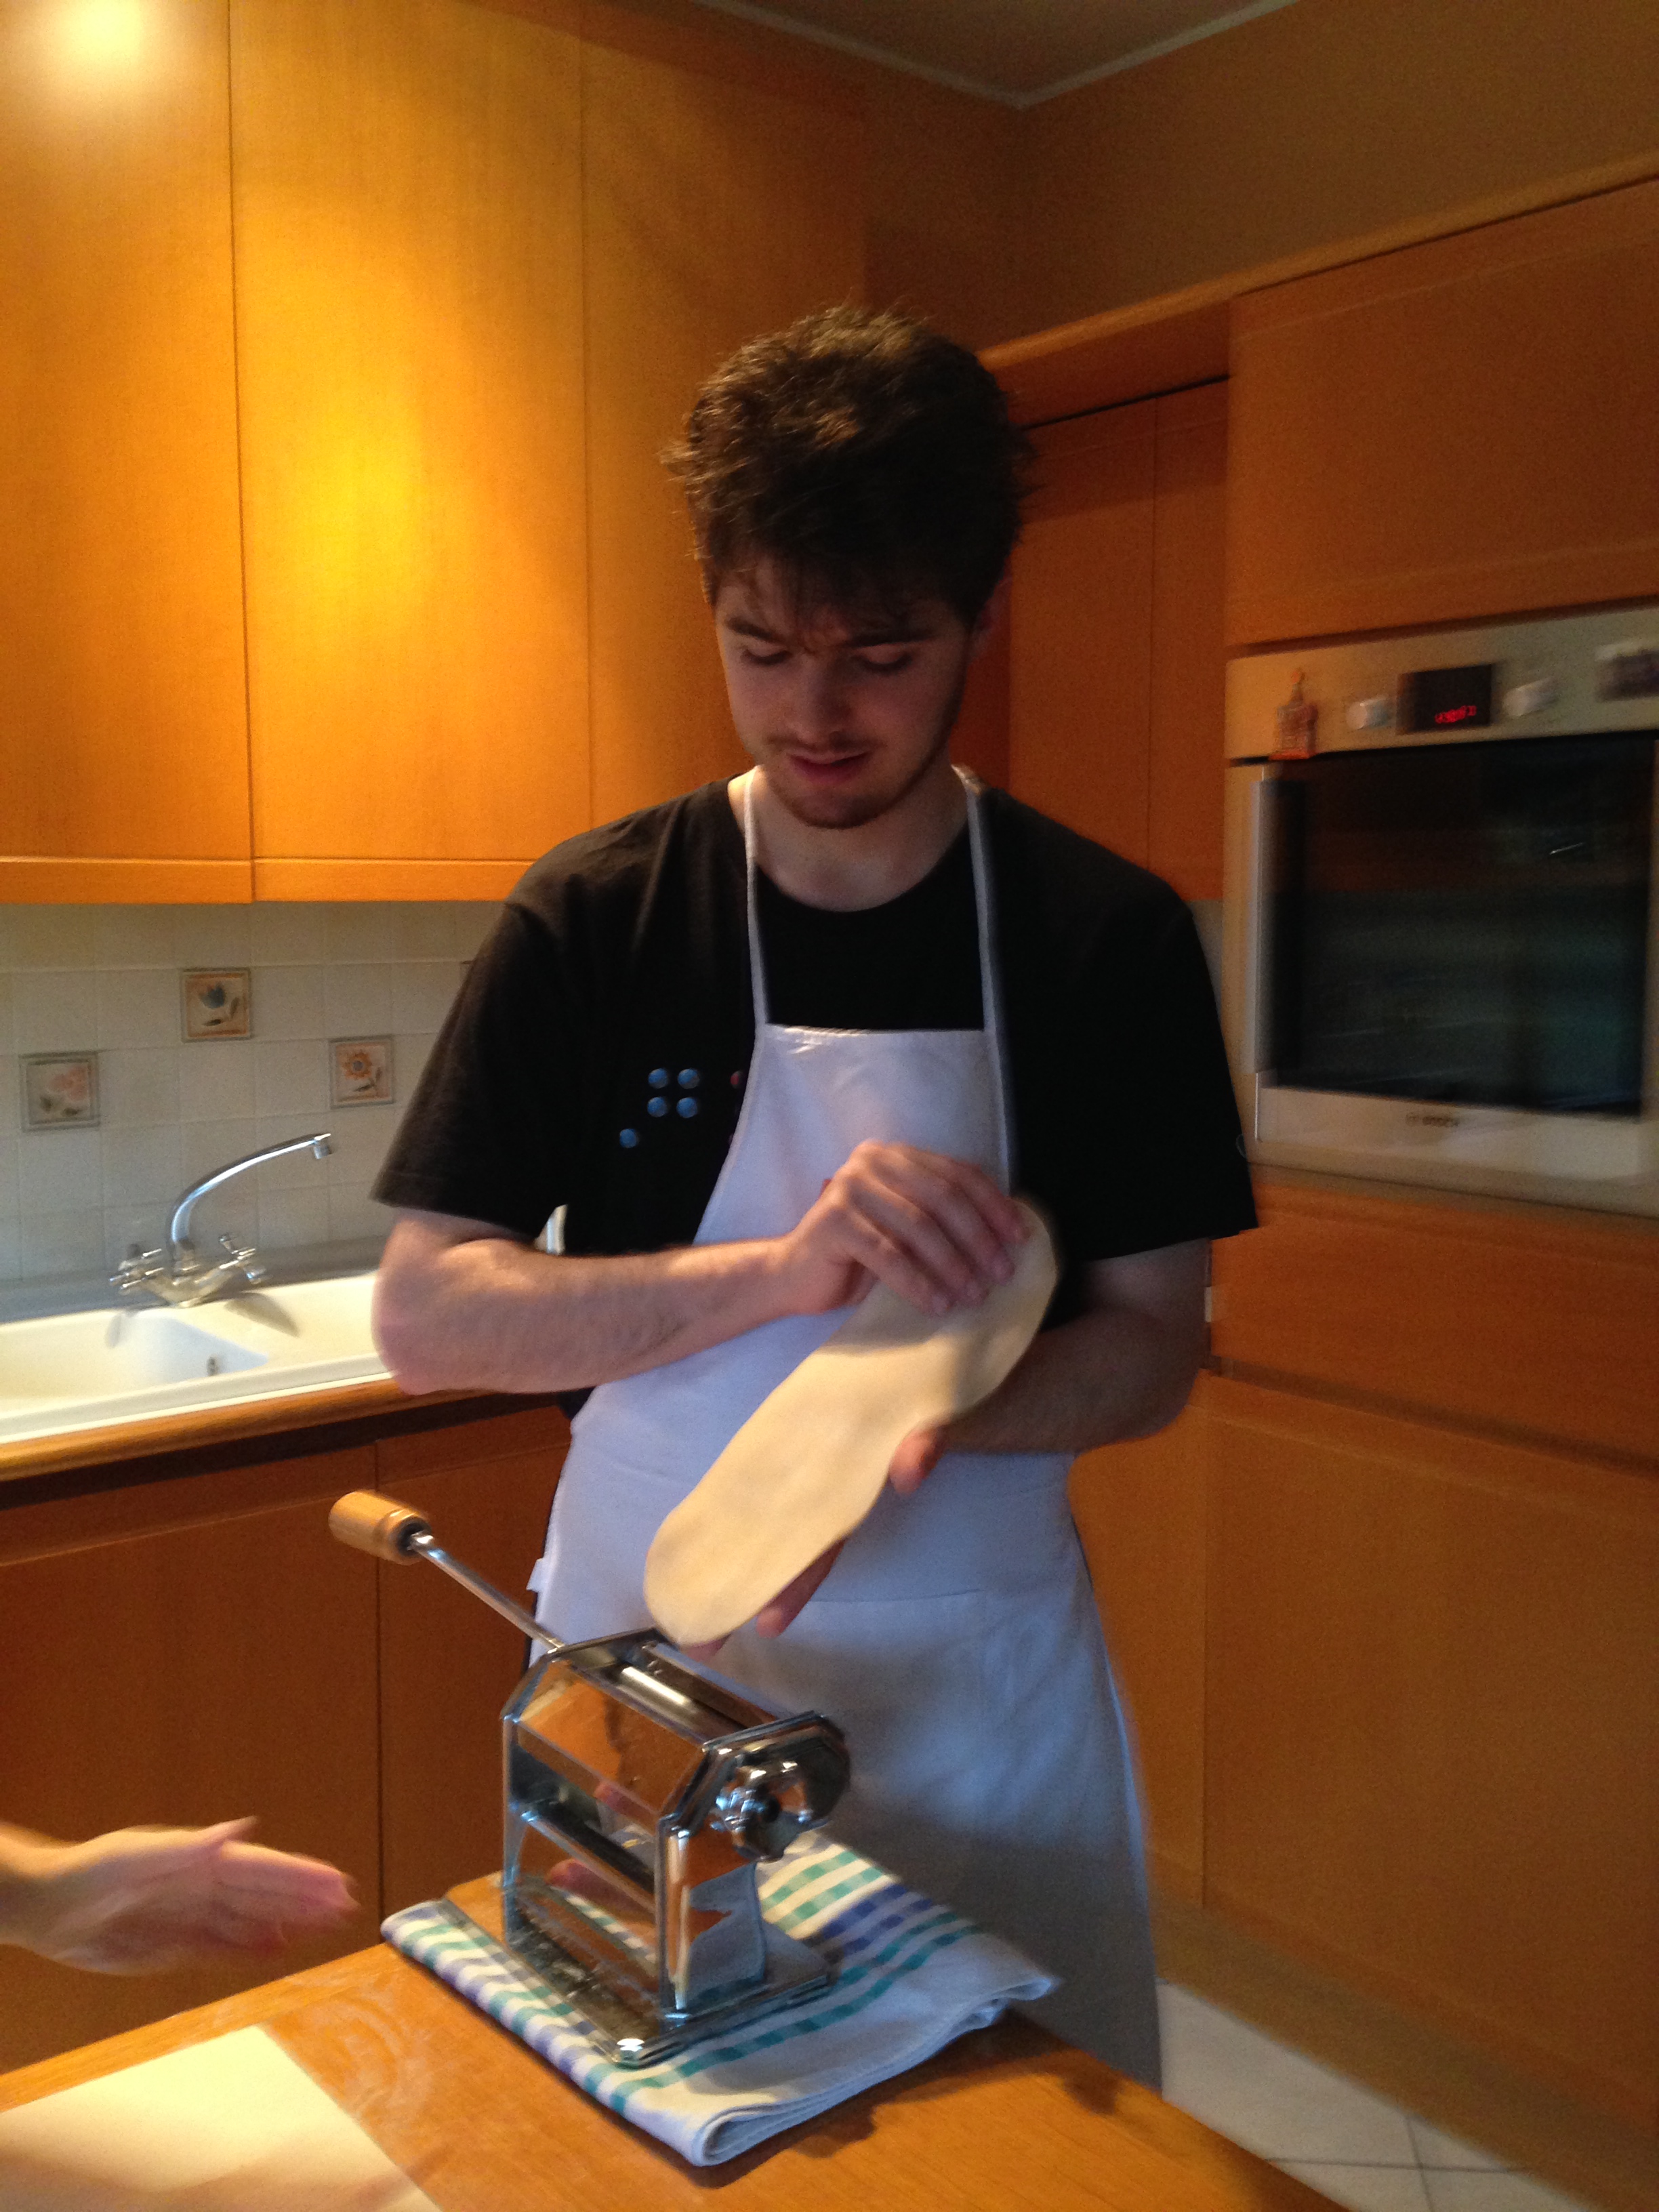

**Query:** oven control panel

left=1226, top=604, right=1659, bottom=761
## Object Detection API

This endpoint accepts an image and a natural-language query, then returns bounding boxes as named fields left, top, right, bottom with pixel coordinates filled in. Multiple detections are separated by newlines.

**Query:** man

left=371, top=306, right=1255, bottom=2085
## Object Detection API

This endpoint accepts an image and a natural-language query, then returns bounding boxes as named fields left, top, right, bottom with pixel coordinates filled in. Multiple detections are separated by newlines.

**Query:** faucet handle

left=112, top=1246, right=165, bottom=1295
left=218, top=1233, right=267, bottom=1284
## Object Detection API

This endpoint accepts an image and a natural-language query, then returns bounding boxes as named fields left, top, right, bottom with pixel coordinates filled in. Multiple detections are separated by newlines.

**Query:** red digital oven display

left=1399, top=663, right=1494, bottom=734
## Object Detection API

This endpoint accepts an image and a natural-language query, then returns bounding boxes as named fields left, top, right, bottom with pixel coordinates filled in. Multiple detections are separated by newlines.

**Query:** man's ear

left=968, top=573, right=1010, bottom=659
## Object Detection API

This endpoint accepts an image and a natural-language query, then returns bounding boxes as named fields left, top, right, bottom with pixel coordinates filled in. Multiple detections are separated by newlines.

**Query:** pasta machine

left=329, top=1490, right=850, bottom=2064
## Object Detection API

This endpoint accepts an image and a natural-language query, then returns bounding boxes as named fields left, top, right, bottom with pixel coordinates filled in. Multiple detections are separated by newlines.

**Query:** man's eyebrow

left=720, top=615, right=933, bottom=646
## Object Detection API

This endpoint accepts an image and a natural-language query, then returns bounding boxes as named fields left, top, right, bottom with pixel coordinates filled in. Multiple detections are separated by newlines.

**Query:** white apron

left=531, top=773, right=1161, bottom=2083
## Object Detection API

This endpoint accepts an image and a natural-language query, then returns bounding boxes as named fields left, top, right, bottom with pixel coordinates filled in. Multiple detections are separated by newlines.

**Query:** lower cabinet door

left=0, top=1446, right=382, bottom=2070
left=1069, top=1389, right=1209, bottom=1904
left=374, top=1407, right=570, bottom=1917
left=1204, top=1375, right=1659, bottom=2127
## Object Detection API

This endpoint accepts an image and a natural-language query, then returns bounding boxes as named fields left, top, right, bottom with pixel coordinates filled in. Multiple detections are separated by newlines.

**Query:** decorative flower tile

left=21, top=1052, right=100, bottom=1130
left=331, top=1036, right=393, bottom=1107
left=182, top=968, right=252, bottom=1040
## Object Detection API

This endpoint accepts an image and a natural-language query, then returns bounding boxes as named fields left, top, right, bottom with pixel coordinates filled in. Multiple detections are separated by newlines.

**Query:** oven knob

left=1345, top=695, right=1392, bottom=732
left=1503, top=677, right=1558, bottom=718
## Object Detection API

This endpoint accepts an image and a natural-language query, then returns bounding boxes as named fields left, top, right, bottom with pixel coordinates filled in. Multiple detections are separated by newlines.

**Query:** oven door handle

left=1240, top=773, right=1278, bottom=1076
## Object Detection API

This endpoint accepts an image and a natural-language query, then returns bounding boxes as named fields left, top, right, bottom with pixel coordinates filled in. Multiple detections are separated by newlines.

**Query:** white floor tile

left=1422, top=2173, right=1594, bottom=2212
left=1277, top=2163, right=1431, bottom=2211
left=1159, top=1985, right=1419, bottom=2165
left=1408, top=2118, right=1513, bottom=2171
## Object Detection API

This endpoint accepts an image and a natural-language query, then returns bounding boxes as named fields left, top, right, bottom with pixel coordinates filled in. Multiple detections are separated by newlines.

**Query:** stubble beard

left=763, top=667, right=969, bottom=832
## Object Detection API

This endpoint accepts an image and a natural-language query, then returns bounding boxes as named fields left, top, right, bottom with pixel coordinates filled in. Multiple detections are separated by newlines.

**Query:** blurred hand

left=12, top=1820, right=353, bottom=1974
left=772, top=1143, right=1026, bottom=1319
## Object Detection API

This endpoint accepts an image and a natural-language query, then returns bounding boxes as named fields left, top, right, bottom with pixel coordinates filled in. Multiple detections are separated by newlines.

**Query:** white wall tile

left=258, top=1186, right=333, bottom=1250
left=392, top=960, right=461, bottom=1033
left=0, top=1059, right=16, bottom=1136
left=13, top=970, right=100, bottom=1054
left=18, top=1130, right=104, bottom=1214
left=325, top=963, right=395, bottom=1038
left=178, top=1038, right=256, bottom=1121
left=0, top=972, right=14, bottom=1053
left=250, top=904, right=331, bottom=965
left=97, top=966, right=179, bottom=1050
left=251, top=1118, right=336, bottom=1190
left=388, top=904, right=457, bottom=960
left=392, top=1031, right=436, bottom=1096
left=328, top=1185, right=389, bottom=1242
left=0, top=912, right=18, bottom=968
left=179, top=1117, right=258, bottom=1187
left=0, top=1218, right=22, bottom=1278
left=12, top=909, right=98, bottom=968
left=102, top=1123, right=183, bottom=1206
left=105, top=1203, right=165, bottom=1268
left=0, top=1134, right=17, bottom=1213
left=100, top=1048, right=180, bottom=1128
left=324, top=1102, right=398, bottom=1185
left=451, top=903, right=501, bottom=959
left=325, top=905, right=401, bottom=963
left=20, top=1210, right=105, bottom=1277
left=253, top=964, right=325, bottom=1040
left=172, top=905, right=251, bottom=967
left=254, top=1038, right=328, bottom=1116
left=92, top=905, right=179, bottom=968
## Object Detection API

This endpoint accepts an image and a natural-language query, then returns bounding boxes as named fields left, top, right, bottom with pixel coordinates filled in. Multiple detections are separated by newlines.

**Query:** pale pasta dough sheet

left=0, top=2026, right=434, bottom=2208
left=645, top=1201, right=1058, bottom=1647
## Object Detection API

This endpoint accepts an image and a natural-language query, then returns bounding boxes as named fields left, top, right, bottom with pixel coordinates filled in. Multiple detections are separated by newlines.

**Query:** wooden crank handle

left=329, top=1490, right=432, bottom=1561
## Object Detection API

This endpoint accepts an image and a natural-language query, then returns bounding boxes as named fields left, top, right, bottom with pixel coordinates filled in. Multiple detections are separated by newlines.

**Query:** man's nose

left=786, top=660, right=849, bottom=740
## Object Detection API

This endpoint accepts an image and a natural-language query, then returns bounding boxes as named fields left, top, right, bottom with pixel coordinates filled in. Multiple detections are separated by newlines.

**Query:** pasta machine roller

left=329, top=1490, right=850, bottom=2064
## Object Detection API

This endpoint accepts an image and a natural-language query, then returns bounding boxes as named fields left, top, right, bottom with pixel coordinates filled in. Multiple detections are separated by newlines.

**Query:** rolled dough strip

left=644, top=1200, right=1058, bottom=1649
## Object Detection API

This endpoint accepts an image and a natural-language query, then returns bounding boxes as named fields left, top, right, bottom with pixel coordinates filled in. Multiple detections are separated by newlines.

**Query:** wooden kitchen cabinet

left=0, top=1441, right=382, bottom=2071
left=0, top=0, right=251, bottom=903
left=581, top=9, right=867, bottom=824
left=1008, top=384, right=1228, bottom=897
left=1203, top=1373, right=1659, bottom=2128
left=1227, top=176, right=1659, bottom=646
left=1211, top=1181, right=1659, bottom=1468
left=373, top=1404, right=569, bottom=1916
left=232, top=0, right=590, bottom=901
left=1069, top=1384, right=1210, bottom=1904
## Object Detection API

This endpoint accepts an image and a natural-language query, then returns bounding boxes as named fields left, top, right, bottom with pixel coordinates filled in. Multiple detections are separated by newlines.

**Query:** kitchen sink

left=0, top=1272, right=387, bottom=1446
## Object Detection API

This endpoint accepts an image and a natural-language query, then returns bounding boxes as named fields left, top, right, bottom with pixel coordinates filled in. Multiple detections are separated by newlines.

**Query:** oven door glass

left=1269, top=733, right=1655, bottom=1115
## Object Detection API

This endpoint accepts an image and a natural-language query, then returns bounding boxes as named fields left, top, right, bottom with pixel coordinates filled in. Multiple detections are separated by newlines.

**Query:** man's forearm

left=373, top=1221, right=796, bottom=1396
left=940, top=1303, right=1203, bottom=1459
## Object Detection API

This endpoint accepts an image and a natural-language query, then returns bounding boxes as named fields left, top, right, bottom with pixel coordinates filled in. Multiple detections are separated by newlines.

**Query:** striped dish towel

left=382, top=1836, right=1054, bottom=2167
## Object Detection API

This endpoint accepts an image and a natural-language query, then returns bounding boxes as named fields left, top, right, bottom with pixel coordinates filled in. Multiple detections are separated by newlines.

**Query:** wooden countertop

left=0, top=1902, right=1336, bottom=2211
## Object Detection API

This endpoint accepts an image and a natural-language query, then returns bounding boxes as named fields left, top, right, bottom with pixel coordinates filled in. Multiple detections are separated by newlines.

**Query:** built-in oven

left=1222, top=606, right=1659, bottom=1215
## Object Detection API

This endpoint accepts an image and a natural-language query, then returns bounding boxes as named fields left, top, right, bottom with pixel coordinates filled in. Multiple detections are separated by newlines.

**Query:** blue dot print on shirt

left=678, top=1068, right=700, bottom=1090
left=677, top=1097, right=699, bottom=1119
left=648, top=1069, right=669, bottom=1090
left=648, top=1097, right=668, bottom=1118
left=619, top=1127, right=640, bottom=1149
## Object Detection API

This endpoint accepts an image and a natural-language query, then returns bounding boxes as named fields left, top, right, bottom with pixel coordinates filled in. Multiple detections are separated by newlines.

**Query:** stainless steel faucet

left=113, top=1132, right=333, bottom=1307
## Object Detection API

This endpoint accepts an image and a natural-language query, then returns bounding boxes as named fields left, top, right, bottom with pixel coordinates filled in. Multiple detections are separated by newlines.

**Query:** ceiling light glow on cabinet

left=47, top=0, right=152, bottom=77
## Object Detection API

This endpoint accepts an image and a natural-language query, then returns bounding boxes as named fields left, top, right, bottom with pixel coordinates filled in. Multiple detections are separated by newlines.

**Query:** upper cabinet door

left=232, top=0, right=588, bottom=900
left=1227, top=178, right=1659, bottom=646
left=1008, top=403, right=1158, bottom=865
left=0, top=0, right=250, bottom=901
left=581, top=18, right=866, bottom=827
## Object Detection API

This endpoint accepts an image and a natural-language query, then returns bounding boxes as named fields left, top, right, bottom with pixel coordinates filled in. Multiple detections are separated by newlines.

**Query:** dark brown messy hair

left=663, top=306, right=1033, bottom=626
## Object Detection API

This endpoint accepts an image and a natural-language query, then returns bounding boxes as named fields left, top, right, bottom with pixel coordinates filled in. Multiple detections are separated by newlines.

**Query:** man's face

left=712, top=563, right=990, bottom=830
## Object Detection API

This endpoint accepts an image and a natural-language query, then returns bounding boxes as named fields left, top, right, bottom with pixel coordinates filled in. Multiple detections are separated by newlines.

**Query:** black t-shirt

left=373, top=781, right=1256, bottom=1322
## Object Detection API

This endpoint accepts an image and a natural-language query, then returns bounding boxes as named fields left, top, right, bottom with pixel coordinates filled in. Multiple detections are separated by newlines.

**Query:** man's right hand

left=771, top=1141, right=1027, bottom=1317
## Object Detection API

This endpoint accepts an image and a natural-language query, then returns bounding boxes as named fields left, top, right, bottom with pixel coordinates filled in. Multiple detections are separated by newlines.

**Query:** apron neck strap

left=741, top=767, right=1012, bottom=1189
